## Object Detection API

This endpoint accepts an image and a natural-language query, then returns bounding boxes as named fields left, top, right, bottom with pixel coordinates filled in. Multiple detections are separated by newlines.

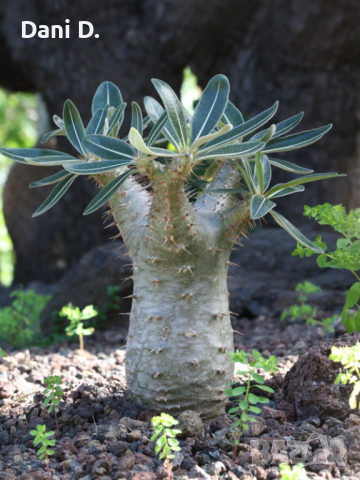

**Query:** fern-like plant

left=0, top=76, right=343, bottom=419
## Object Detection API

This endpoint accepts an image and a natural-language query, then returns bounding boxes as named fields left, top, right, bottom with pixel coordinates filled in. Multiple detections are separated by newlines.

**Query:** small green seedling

left=329, top=343, right=360, bottom=409
left=0, top=346, right=7, bottom=357
left=60, top=303, right=98, bottom=352
left=279, top=464, right=310, bottom=480
left=293, top=204, right=360, bottom=333
left=226, top=349, right=278, bottom=462
left=43, top=376, right=64, bottom=439
left=30, top=425, right=56, bottom=480
left=281, top=281, right=337, bottom=333
left=151, top=413, right=182, bottom=480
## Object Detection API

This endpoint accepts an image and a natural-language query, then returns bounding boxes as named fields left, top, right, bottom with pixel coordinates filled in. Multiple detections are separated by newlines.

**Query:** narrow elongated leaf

left=92, top=81, right=122, bottom=114
left=270, top=210, right=324, bottom=253
left=41, top=128, right=65, bottom=144
left=107, top=103, right=126, bottom=136
left=64, top=160, right=130, bottom=175
left=197, top=141, right=265, bottom=161
left=83, top=135, right=134, bottom=161
left=268, top=185, right=305, bottom=198
left=254, top=154, right=271, bottom=193
left=144, top=96, right=181, bottom=150
left=84, top=169, right=134, bottom=215
left=190, top=74, right=229, bottom=144
left=266, top=172, right=344, bottom=197
left=86, top=106, right=109, bottom=135
left=221, top=101, right=244, bottom=126
left=0, top=148, right=76, bottom=164
left=268, top=157, right=313, bottom=174
left=128, top=128, right=180, bottom=157
left=263, top=124, right=332, bottom=153
left=254, top=153, right=263, bottom=194
left=26, top=155, right=81, bottom=166
left=63, top=100, right=86, bottom=154
left=147, top=111, right=168, bottom=147
left=30, top=171, right=72, bottom=188
left=190, top=124, right=232, bottom=153
left=152, top=79, right=188, bottom=150
left=199, top=102, right=279, bottom=153
left=53, top=115, right=64, bottom=128
left=131, top=102, right=143, bottom=136
left=272, top=112, right=304, bottom=138
left=32, top=175, right=77, bottom=217
left=250, top=195, right=276, bottom=219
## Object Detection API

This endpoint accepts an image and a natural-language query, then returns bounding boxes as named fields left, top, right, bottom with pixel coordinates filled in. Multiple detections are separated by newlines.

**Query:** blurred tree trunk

left=0, top=0, right=359, bottom=283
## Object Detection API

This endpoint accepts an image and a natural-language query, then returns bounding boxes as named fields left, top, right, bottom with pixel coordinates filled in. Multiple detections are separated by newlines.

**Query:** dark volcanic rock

left=283, top=333, right=360, bottom=421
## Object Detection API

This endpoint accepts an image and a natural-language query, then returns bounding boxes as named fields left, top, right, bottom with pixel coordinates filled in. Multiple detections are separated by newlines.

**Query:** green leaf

left=221, top=101, right=244, bottom=126
left=190, top=74, right=229, bottom=144
left=266, top=173, right=344, bottom=197
left=53, top=115, right=64, bottom=128
left=197, top=141, right=265, bottom=161
left=147, top=111, right=168, bottom=147
left=263, top=124, right=332, bottom=153
left=270, top=210, right=324, bottom=253
left=65, top=160, right=130, bottom=175
left=84, top=169, right=134, bottom=215
left=272, top=112, right=304, bottom=138
left=0, top=347, right=7, bottom=357
left=152, top=79, right=188, bottom=150
left=32, top=174, right=77, bottom=217
left=92, top=81, right=122, bottom=115
left=254, top=152, right=263, bottom=194
left=240, top=400, right=249, bottom=410
left=190, top=124, right=232, bottom=153
left=248, top=406, right=261, bottom=414
left=250, top=195, right=276, bottom=220
left=258, top=396, right=270, bottom=403
left=255, top=385, right=274, bottom=393
left=248, top=393, right=260, bottom=404
left=128, top=128, right=180, bottom=157
left=345, top=283, right=360, bottom=309
left=107, top=103, right=126, bottom=136
left=355, top=309, right=360, bottom=332
left=144, top=96, right=181, bottom=150
left=83, top=135, right=135, bottom=161
left=317, top=253, right=327, bottom=268
left=337, top=238, right=350, bottom=249
left=200, top=102, right=278, bottom=153
left=267, top=185, right=304, bottom=199
left=232, top=386, right=246, bottom=396
left=30, top=170, right=72, bottom=188
left=41, top=128, right=66, bottom=144
left=86, top=106, right=109, bottom=135
left=26, top=155, right=81, bottom=166
left=268, top=157, right=313, bottom=174
left=0, top=148, right=75, bottom=164
left=252, top=373, right=265, bottom=384
left=63, top=100, right=86, bottom=155
left=131, top=102, right=143, bottom=137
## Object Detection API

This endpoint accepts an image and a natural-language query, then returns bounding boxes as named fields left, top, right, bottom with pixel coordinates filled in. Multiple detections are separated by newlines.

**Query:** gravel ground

left=1, top=313, right=359, bottom=480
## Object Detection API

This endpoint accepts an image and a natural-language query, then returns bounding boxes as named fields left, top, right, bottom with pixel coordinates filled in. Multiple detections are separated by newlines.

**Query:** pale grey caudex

left=0, top=75, right=344, bottom=419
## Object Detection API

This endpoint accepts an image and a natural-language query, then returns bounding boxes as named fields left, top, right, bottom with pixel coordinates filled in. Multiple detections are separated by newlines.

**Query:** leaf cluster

left=151, top=413, right=182, bottom=461
left=329, top=343, right=360, bottom=409
left=225, top=350, right=278, bottom=437
left=280, top=281, right=336, bottom=333
left=60, top=303, right=97, bottom=338
left=0, top=289, right=51, bottom=348
left=30, top=425, right=56, bottom=461
left=279, top=464, right=310, bottom=480
left=292, top=204, right=360, bottom=333
left=43, top=375, right=64, bottom=414
left=0, top=77, right=344, bottom=252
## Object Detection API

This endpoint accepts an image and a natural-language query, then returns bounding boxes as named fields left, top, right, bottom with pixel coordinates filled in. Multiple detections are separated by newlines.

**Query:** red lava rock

left=117, top=453, right=136, bottom=471
left=137, top=408, right=159, bottom=423
left=283, top=333, right=360, bottom=421
left=135, top=452, right=152, bottom=465
left=0, top=383, right=15, bottom=399
left=277, top=400, right=296, bottom=422
left=132, top=473, right=157, bottom=480
left=261, top=406, right=286, bottom=424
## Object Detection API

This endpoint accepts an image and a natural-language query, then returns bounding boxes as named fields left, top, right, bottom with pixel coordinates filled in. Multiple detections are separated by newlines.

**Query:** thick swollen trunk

left=105, top=163, right=245, bottom=419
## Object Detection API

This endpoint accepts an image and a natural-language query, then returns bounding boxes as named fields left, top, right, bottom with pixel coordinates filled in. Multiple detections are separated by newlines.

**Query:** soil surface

left=1, top=313, right=359, bottom=480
